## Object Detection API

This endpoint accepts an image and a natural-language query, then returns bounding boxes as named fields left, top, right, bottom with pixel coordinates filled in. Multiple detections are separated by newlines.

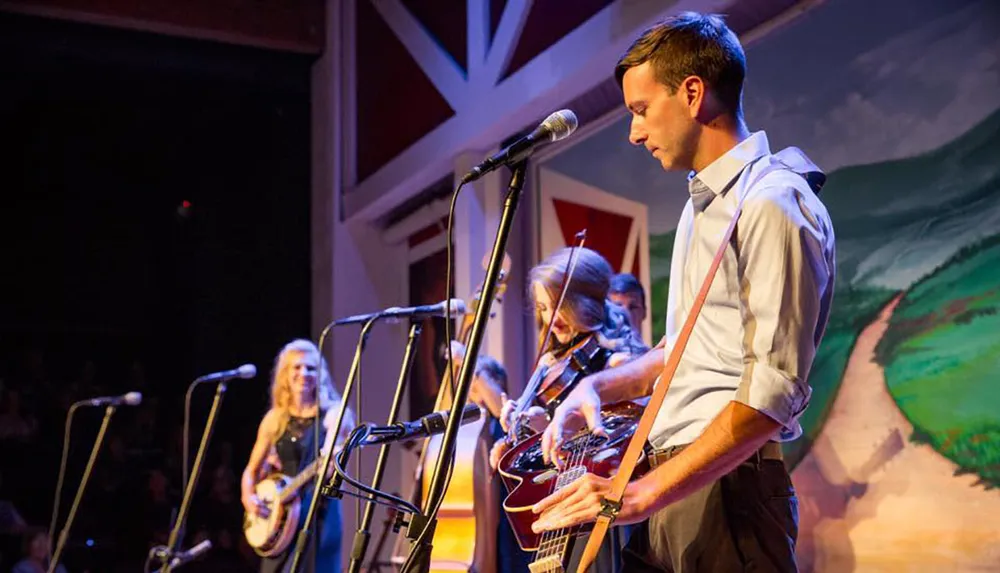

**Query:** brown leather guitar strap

left=573, top=169, right=755, bottom=572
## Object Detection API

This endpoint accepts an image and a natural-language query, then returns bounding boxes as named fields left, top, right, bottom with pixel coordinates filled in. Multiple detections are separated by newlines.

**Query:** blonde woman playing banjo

left=241, top=339, right=355, bottom=573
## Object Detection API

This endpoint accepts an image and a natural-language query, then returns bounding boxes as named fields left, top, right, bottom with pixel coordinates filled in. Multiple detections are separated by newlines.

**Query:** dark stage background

left=0, top=11, right=314, bottom=571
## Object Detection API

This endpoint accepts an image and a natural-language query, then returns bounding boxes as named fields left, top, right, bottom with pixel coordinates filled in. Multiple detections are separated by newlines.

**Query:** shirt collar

left=688, top=131, right=771, bottom=211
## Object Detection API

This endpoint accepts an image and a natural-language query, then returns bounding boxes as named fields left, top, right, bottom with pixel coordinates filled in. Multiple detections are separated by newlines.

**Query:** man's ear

left=680, top=75, right=706, bottom=119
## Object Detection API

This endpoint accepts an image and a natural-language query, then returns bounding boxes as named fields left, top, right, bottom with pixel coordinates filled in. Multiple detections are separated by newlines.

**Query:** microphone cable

left=330, top=424, right=421, bottom=516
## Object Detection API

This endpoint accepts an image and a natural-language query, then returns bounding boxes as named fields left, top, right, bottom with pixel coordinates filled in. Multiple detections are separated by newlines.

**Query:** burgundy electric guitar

left=496, top=401, right=650, bottom=571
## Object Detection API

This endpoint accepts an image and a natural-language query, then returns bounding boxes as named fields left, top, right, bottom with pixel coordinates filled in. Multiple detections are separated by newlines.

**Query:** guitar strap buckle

left=598, top=497, right=622, bottom=523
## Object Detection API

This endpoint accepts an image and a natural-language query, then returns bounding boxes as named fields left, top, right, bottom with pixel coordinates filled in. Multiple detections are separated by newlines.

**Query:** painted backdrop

left=537, top=0, right=1000, bottom=569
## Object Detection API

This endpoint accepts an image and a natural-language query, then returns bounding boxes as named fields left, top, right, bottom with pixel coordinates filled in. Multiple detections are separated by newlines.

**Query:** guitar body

left=244, top=473, right=302, bottom=557
left=497, top=401, right=650, bottom=551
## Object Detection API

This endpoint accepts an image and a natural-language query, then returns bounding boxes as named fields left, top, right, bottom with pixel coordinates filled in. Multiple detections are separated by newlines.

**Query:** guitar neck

left=278, top=459, right=320, bottom=504
left=529, top=465, right=586, bottom=572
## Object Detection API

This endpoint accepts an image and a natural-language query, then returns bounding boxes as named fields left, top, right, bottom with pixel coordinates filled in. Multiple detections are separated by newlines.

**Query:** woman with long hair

left=485, top=246, right=647, bottom=572
left=241, top=339, right=354, bottom=573
left=491, top=247, right=646, bottom=464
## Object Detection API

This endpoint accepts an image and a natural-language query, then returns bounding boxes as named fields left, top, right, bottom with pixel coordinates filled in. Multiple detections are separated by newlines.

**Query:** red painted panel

left=402, top=0, right=467, bottom=73
left=552, top=198, right=632, bottom=272
left=502, top=0, right=613, bottom=80
left=1, top=0, right=324, bottom=53
left=356, top=0, right=455, bottom=181
left=407, top=216, right=449, bottom=248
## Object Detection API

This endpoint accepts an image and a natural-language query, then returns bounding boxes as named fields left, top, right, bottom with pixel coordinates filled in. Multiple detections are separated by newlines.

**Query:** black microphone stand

left=158, top=381, right=228, bottom=573
left=348, top=322, right=422, bottom=573
left=400, top=161, right=527, bottom=573
left=49, top=405, right=117, bottom=573
left=289, top=314, right=381, bottom=573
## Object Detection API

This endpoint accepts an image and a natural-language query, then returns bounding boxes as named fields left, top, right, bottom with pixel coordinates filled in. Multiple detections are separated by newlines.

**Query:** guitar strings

left=535, top=437, right=563, bottom=562
left=557, top=431, right=591, bottom=564
left=558, top=426, right=602, bottom=569
left=534, top=426, right=591, bottom=567
left=535, top=433, right=569, bottom=562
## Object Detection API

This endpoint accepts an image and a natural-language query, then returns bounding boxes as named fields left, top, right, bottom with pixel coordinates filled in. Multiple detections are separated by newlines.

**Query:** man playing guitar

left=531, top=12, right=836, bottom=573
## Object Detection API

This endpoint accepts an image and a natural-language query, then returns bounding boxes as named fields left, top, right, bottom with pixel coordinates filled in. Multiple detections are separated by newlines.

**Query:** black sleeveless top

left=274, top=414, right=326, bottom=475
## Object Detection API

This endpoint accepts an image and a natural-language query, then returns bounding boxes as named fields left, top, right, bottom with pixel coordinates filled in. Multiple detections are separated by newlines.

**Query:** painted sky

left=542, top=0, right=1000, bottom=234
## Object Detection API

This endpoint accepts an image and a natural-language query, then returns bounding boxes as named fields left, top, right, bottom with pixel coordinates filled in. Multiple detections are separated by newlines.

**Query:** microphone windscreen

left=542, top=110, right=578, bottom=142
left=237, top=364, right=257, bottom=379
left=123, top=392, right=143, bottom=406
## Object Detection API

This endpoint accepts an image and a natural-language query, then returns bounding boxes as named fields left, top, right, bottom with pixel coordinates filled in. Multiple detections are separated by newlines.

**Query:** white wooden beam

left=371, top=0, right=468, bottom=110
left=467, top=0, right=488, bottom=84
left=343, top=0, right=807, bottom=223
left=483, top=0, right=533, bottom=87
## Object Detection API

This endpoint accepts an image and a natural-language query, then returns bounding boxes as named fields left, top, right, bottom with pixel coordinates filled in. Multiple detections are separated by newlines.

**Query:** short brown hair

left=609, top=273, right=645, bottom=300
left=615, top=12, right=746, bottom=116
left=474, top=354, right=508, bottom=391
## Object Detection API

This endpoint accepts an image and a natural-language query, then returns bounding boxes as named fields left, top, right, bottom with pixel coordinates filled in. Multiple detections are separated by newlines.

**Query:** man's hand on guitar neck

left=530, top=472, right=657, bottom=532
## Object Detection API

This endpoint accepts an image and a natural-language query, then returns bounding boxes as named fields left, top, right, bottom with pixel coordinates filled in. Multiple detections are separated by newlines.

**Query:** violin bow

left=507, top=229, right=587, bottom=443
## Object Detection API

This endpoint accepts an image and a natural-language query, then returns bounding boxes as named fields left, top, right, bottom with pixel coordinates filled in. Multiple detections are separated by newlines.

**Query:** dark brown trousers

left=621, top=444, right=798, bottom=572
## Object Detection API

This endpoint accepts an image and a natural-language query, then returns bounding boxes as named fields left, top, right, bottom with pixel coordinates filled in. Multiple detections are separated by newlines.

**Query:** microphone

left=461, top=109, right=578, bottom=183
left=193, top=364, right=257, bottom=384
left=78, top=391, right=143, bottom=407
left=152, top=539, right=212, bottom=573
left=363, top=404, right=482, bottom=445
left=168, top=539, right=212, bottom=569
left=330, top=298, right=467, bottom=327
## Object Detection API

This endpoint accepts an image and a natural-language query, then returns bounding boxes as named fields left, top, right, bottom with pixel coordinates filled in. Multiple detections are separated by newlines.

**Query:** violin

left=535, top=333, right=609, bottom=413
left=505, top=332, right=610, bottom=444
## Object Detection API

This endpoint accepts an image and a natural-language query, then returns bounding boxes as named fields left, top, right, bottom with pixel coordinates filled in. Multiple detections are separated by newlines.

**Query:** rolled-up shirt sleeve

left=733, top=185, right=833, bottom=440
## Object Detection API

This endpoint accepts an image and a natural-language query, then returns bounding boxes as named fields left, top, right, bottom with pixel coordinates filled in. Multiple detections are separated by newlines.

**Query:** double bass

left=391, top=254, right=512, bottom=572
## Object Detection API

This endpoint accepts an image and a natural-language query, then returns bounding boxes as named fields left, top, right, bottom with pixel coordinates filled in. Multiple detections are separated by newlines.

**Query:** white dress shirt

left=649, top=131, right=836, bottom=449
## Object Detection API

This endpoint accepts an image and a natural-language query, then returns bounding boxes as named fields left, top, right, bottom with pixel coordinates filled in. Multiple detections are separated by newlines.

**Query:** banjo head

left=245, top=476, right=284, bottom=549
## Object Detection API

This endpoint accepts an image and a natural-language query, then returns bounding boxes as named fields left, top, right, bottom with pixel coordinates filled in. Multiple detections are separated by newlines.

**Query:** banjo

left=243, top=458, right=321, bottom=557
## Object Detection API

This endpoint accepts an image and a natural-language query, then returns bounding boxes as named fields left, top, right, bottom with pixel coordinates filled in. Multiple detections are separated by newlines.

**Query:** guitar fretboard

left=529, top=465, right=587, bottom=573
